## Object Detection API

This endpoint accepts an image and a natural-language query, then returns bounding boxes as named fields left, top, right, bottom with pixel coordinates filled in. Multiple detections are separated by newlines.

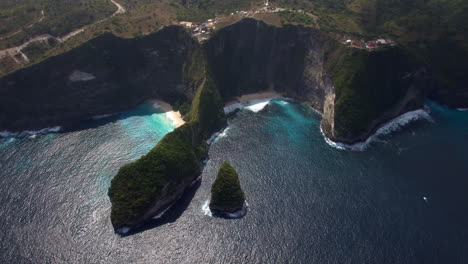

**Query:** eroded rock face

left=205, top=18, right=335, bottom=111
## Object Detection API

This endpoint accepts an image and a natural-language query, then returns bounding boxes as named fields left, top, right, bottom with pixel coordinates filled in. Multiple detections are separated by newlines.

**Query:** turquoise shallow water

left=0, top=100, right=467, bottom=263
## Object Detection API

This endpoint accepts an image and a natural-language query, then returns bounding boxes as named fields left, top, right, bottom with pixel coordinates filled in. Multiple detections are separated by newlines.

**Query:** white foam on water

left=244, top=99, right=270, bottom=113
left=0, top=126, right=62, bottom=138
left=206, top=132, right=220, bottom=145
left=202, top=200, right=212, bottom=216
left=206, top=126, right=230, bottom=145
left=92, top=114, right=114, bottom=120
left=152, top=203, right=174, bottom=220
left=116, top=226, right=130, bottom=234
left=152, top=102, right=162, bottom=109
left=224, top=98, right=277, bottom=114
left=202, top=200, right=248, bottom=218
left=224, top=203, right=248, bottom=218
left=457, top=108, right=468, bottom=112
left=321, top=109, right=433, bottom=151
left=224, top=103, right=243, bottom=114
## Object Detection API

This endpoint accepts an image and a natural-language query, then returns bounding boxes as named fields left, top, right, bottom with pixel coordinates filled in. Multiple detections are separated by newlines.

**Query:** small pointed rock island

left=209, top=162, right=246, bottom=216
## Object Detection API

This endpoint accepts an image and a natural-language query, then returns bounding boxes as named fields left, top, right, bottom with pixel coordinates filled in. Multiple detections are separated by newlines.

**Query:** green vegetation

left=209, top=162, right=245, bottom=212
left=278, top=11, right=314, bottom=26
left=326, top=45, right=416, bottom=139
left=0, top=0, right=115, bottom=49
left=273, top=0, right=468, bottom=86
left=172, top=0, right=260, bottom=22
left=108, top=123, right=200, bottom=228
left=108, top=64, right=226, bottom=229
left=21, top=38, right=59, bottom=62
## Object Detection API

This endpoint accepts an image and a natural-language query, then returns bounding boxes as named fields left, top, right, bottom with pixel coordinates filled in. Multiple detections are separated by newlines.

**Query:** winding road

left=0, top=0, right=126, bottom=62
left=0, top=10, right=45, bottom=41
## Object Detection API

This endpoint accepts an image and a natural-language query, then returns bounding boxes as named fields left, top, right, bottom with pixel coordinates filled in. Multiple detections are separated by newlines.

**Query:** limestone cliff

left=0, top=26, right=201, bottom=132
left=0, top=18, right=465, bottom=143
left=205, top=18, right=335, bottom=111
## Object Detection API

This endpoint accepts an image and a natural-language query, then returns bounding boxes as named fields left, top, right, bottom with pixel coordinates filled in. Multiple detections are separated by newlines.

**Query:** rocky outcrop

left=115, top=168, right=200, bottom=234
left=209, top=162, right=246, bottom=216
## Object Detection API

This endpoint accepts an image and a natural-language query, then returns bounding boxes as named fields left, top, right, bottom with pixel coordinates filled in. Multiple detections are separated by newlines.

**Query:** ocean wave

left=321, top=109, right=433, bottom=151
left=202, top=200, right=248, bottom=218
left=152, top=203, right=175, bottom=220
left=202, top=200, right=212, bottom=217
left=92, top=113, right=115, bottom=120
left=457, top=108, right=468, bottom=112
left=0, top=126, right=62, bottom=138
left=224, top=98, right=276, bottom=114
left=206, top=126, right=230, bottom=145
left=152, top=102, right=162, bottom=110
left=244, top=100, right=271, bottom=113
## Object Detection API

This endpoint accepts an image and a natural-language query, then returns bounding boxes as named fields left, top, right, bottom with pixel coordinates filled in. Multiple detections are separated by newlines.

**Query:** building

left=376, top=39, right=388, bottom=45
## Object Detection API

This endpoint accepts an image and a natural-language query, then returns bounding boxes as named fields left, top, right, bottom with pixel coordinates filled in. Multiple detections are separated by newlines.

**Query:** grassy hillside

left=172, top=0, right=262, bottom=22
left=0, top=0, right=115, bottom=48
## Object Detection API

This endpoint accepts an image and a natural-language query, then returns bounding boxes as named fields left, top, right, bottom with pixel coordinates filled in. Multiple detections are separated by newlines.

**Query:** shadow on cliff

left=63, top=103, right=169, bottom=134
left=120, top=180, right=201, bottom=236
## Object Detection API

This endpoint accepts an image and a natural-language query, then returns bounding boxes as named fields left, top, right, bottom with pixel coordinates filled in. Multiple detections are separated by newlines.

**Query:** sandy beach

left=151, top=100, right=186, bottom=128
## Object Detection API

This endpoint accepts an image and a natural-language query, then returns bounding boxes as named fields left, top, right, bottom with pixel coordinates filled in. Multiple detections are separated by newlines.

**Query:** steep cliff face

left=322, top=45, right=429, bottom=143
left=204, top=19, right=429, bottom=144
left=205, top=18, right=335, bottom=111
left=0, top=18, right=464, bottom=142
left=0, top=26, right=200, bottom=132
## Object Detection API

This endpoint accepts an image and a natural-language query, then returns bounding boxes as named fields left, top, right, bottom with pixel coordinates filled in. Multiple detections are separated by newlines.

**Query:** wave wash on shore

left=321, top=109, right=434, bottom=151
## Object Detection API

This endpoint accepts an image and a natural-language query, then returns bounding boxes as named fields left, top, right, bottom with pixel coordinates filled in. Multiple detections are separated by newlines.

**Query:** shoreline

left=202, top=199, right=248, bottom=218
left=225, top=91, right=284, bottom=106
left=320, top=108, right=433, bottom=151
left=224, top=91, right=284, bottom=114
left=151, top=100, right=186, bottom=128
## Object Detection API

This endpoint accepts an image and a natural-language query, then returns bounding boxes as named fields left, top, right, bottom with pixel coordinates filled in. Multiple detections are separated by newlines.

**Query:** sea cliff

left=1, top=18, right=465, bottom=142
left=1, top=18, right=467, bottom=232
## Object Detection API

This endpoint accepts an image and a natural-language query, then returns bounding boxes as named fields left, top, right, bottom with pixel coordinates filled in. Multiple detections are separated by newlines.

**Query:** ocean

left=0, top=99, right=467, bottom=263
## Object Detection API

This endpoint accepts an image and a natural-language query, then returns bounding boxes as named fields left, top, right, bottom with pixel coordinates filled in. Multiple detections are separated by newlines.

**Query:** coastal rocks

left=114, top=171, right=201, bottom=235
left=208, top=162, right=246, bottom=218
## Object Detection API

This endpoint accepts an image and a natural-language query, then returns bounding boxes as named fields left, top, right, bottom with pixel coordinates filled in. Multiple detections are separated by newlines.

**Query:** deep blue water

left=0, top=100, right=467, bottom=263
